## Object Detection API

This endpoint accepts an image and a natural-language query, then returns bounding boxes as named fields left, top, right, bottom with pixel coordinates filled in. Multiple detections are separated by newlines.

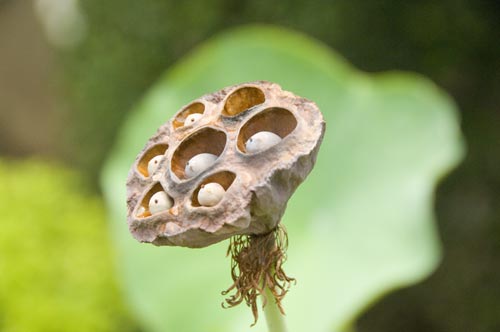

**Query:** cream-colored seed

left=245, top=131, right=282, bottom=153
left=147, top=155, right=163, bottom=176
left=148, top=191, right=172, bottom=214
left=185, top=113, right=202, bottom=125
left=185, top=153, right=217, bottom=178
left=136, top=206, right=146, bottom=216
left=198, top=182, right=225, bottom=207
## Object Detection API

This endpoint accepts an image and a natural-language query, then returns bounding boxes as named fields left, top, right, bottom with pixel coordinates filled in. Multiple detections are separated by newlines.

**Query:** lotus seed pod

left=185, top=153, right=218, bottom=178
left=198, top=182, right=225, bottom=207
left=126, top=81, right=325, bottom=248
left=245, top=131, right=282, bottom=153
left=147, top=155, right=163, bottom=176
left=149, top=191, right=172, bottom=214
left=185, top=113, right=203, bottom=125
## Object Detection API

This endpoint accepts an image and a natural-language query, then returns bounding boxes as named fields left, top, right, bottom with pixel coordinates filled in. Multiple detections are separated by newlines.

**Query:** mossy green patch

left=0, top=159, right=136, bottom=332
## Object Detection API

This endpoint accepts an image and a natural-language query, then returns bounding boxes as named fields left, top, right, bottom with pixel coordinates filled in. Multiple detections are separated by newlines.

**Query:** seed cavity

left=191, top=171, right=236, bottom=207
left=237, top=107, right=297, bottom=154
left=173, top=102, right=205, bottom=129
left=171, top=127, right=227, bottom=179
left=136, top=183, right=173, bottom=218
left=223, top=86, right=265, bottom=117
left=136, top=144, right=168, bottom=177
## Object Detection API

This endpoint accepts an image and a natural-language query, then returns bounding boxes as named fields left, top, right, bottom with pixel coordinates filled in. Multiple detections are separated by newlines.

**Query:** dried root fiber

left=222, top=225, right=295, bottom=325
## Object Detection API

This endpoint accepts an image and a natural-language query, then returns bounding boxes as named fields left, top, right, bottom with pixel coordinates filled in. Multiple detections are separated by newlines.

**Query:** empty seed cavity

left=222, top=86, right=265, bottom=117
left=173, top=102, right=205, bottom=129
left=136, top=183, right=173, bottom=218
left=137, top=144, right=169, bottom=177
left=191, top=171, right=236, bottom=207
left=171, top=127, right=227, bottom=179
left=237, top=107, right=297, bottom=153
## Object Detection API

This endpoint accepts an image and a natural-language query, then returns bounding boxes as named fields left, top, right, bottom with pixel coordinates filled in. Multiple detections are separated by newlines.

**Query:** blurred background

left=0, top=0, right=498, bottom=331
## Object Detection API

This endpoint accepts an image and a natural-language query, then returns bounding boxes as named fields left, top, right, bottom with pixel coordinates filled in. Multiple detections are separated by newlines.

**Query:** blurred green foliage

left=101, top=26, right=463, bottom=332
left=0, top=159, right=137, bottom=332
left=61, top=0, right=498, bottom=188
left=59, top=1, right=499, bottom=331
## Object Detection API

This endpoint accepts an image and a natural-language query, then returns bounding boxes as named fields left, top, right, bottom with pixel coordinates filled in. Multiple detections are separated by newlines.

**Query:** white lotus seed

left=136, top=206, right=146, bottom=216
left=185, top=113, right=202, bottom=125
left=198, top=182, right=225, bottom=207
left=147, top=155, right=163, bottom=176
left=185, top=153, right=218, bottom=178
left=245, top=131, right=282, bottom=153
left=148, top=191, right=172, bottom=215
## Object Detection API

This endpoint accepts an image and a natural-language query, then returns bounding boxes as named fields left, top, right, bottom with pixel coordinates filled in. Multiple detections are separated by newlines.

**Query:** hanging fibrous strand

left=222, top=225, right=295, bottom=325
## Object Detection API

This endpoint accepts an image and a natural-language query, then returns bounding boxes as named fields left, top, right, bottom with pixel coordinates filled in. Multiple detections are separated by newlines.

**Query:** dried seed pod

left=126, top=81, right=325, bottom=324
left=126, top=81, right=325, bottom=248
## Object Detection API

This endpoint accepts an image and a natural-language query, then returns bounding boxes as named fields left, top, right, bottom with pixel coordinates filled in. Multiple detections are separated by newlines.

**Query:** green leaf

left=101, top=25, right=464, bottom=332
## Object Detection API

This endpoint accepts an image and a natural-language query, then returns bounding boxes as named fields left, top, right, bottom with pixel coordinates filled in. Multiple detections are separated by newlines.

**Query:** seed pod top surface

left=126, top=81, right=325, bottom=248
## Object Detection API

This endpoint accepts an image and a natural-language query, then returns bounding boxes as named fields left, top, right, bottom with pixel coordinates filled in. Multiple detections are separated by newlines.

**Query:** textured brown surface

left=126, top=81, right=325, bottom=248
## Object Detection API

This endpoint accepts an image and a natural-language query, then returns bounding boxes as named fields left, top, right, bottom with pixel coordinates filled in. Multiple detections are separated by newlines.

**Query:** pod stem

left=263, top=282, right=288, bottom=332
left=222, top=225, right=294, bottom=329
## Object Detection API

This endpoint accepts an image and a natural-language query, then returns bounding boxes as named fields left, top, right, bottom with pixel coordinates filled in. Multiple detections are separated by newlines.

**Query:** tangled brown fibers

left=222, top=225, right=295, bottom=325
